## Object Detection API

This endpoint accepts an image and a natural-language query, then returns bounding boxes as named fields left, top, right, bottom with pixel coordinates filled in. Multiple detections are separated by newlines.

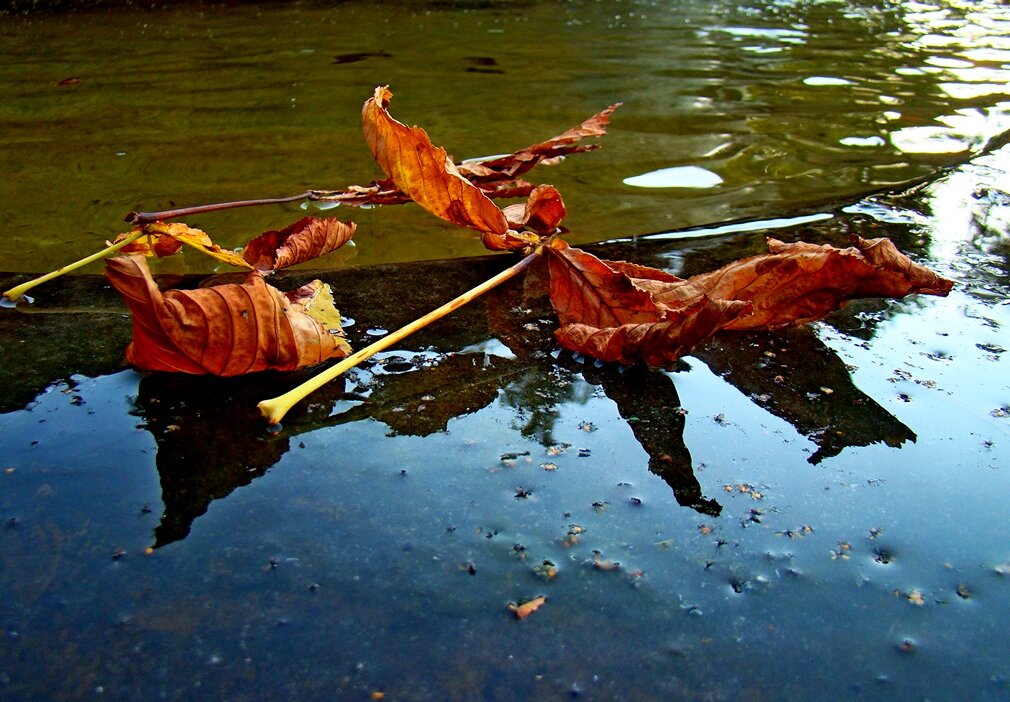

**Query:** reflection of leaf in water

left=333, top=353, right=524, bottom=436
left=577, top=362, right=722, bottom=517
left=693, top=326, right=916, bottom=463
left=133, top=372, right=345, bottom=548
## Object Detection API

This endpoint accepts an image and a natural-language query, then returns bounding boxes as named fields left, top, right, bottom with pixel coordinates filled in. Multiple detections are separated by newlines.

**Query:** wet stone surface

left=2, top=1, right=1010, bottom=700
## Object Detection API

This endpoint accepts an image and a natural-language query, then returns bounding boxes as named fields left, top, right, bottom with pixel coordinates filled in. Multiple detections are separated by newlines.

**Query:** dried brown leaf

left=242, top=217, right=356, bottom=272
left=458, top=102, right=622, bottom=184
left=105, top=253, right=350, bottom=375
left=546, top=236, right=952, bottom=367
left=651, top=236, right=954, bottom=330
left=547, top=241, right=750, bottom=366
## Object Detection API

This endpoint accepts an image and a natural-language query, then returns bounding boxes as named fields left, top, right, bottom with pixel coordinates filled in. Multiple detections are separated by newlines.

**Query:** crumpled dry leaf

left=105, top=253, right=350, bottom=375
left=546, top=241, right=751, bottom=366
left=649, top=236, right=955, bottom=330
left=457, top=102, right=622, bottom=185
left=362, top=85, right=510, bottom=238
left=546, top=236, right=954, bottom=366
left=501, top=184, right=567, bottom=236
left=112, top=222, right=254, bottom=270
left=242, top=216, right=356, bottom=272
left=329, top=98, right=617, bottom=211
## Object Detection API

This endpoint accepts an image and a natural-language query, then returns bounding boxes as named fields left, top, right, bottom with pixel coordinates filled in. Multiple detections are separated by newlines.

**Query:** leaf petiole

left=257, top=247, right=543, bottom=425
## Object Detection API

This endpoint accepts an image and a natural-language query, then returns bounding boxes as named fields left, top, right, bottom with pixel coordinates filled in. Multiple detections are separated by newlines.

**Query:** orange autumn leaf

left=361, top=86, right=604, bottom=252
left=242, top=216, right=356, bottom=272
left=105, top=253, right=350, bottom=375
left=508, top=595, right=546, bottom=620
left=502, top=184, right=568, bottom=236
left=362, top=85, right=510, bottom=238
left=546, top=241, right=750, bottom=366
left=546, top=236, right=954, bottom=367
left=643, top=236, right=955, bottom=331
left=486, top=184, right=568, bottom=251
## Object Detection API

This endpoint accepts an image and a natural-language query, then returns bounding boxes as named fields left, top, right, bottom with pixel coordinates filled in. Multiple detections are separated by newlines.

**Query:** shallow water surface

left=1, top=1, right=1010, bottom=701
left=2, top=0, right=1010, bottom=271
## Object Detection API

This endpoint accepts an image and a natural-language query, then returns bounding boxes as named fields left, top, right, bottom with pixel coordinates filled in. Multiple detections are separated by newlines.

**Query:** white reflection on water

left=890, top=126, right=971, bottom=154
left=623, top=166, right=724, bottom=189
left=840, top=136, right=887, bottom=147
left=802, top=76, right=853, bottom=86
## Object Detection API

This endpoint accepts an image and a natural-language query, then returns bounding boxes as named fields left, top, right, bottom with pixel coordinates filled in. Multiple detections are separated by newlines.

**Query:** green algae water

left=1, top=1, right=1010, bottom=700
left=2, top=0, right=1009, bottom=272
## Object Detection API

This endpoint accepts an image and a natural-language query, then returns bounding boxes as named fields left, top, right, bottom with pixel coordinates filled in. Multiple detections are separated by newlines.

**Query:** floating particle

left=897, top=638, right=916, bottom=653
left=500, top=450, right=531, bottom=465
left=533, top=560, right=558, bottom=580
left=508, top=595, right=546, bottom=620
left=577, top=420, right=597, bottom=432
left=592, top=552, right=621, bottom=571
left=540, top=462, right=558, bottom=471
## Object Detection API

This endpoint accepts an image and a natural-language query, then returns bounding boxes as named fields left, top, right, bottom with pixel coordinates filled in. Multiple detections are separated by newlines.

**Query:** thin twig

left=124, top=192, right=316, bottom=225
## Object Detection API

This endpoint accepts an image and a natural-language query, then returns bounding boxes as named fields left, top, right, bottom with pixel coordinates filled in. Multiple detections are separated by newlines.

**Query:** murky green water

left=2, top=0, right=1009, bottom=272
left=2, top=1, right=1010, bottom=701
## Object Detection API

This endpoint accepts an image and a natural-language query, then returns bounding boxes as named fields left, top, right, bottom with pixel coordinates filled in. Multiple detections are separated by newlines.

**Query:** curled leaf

left=458, top=102, right=622, bottom=184
left=546, top=236, right=953, bottom=367
left=105, top=253, right=350, bottom=375
left=651, top=236, right=955, bottom=330
left=242, top=216, right=356, bottom=272
left=485, top=185, right=566, bottom=251
left=362, top=85, right=509, bottom=238
left=556, top=298, right=750, bottom=367
left=502, top=184, right=567, bottom=236
left=111, top=222, right=253, bottom=270
left=547, top=241, right=750, bottom=366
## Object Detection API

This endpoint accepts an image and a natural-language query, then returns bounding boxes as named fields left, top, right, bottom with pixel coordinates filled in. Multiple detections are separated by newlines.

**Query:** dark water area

left=2, top=1, right=1010, bottom=701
